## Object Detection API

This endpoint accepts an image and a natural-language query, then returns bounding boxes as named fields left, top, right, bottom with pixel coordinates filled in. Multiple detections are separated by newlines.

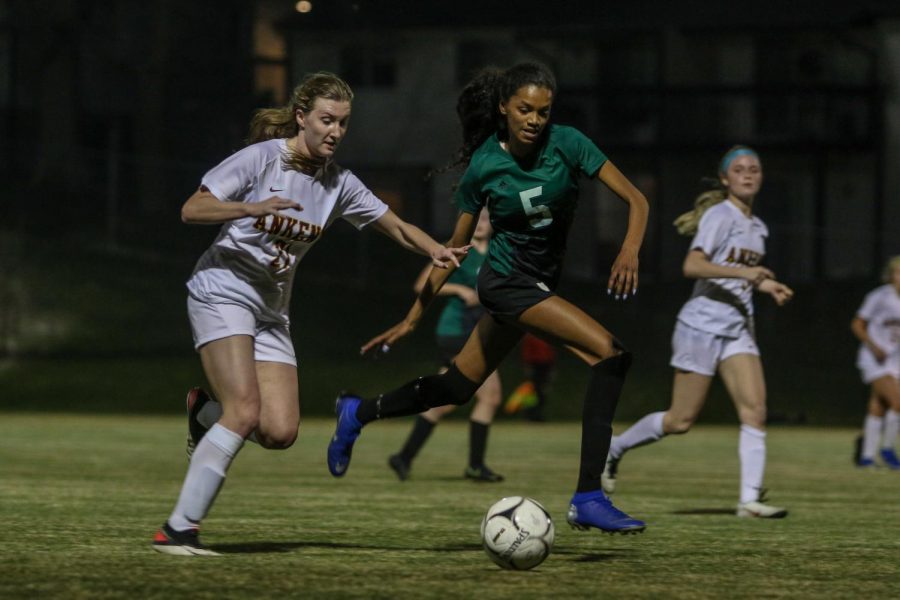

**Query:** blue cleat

left=857, top=457, right=878, bottom=468
left=327, top=393, right=363, bottom=477
left=566, top=489, right=646, bottom=534
left=879, top=448, right=900, bottom=470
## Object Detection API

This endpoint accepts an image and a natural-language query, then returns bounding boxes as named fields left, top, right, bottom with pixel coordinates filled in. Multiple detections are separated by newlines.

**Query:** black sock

left=469, top=420, right=489, bottom=468
left=577, top=352, right=632, bottom=493
left=356, top=364, right=479, bottom=425
left=398, top=416, right=435, bottom=464
left=356, top=378, right=428, bottom=424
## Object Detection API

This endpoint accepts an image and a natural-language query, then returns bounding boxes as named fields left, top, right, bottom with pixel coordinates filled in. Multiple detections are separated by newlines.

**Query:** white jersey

left=856, top=284, right=900, bottom=359
left=676, top=200, right=768, bottom=338
left=186, top=139, right=388, bottom=325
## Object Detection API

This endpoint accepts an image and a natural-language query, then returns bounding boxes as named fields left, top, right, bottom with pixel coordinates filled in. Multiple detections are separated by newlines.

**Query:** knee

left=224, top=390, right=262, bottom=432
left=664, top=414, right=694, bottom=435
left=257, top=427, right=298, bottom=450
left=739, top=404, right=767, bottom=428
left=421, top=364, right=481, bottom=408
left=476, top=386, right=502, bottom=410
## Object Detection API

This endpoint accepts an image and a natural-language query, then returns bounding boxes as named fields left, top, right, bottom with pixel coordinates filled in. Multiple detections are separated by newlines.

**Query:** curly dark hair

left=439, top=62, right=557, bottom=175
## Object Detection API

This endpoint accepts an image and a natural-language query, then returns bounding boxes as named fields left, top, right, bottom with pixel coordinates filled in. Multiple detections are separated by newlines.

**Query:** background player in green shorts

left=332, top=63, right=651, bottom=534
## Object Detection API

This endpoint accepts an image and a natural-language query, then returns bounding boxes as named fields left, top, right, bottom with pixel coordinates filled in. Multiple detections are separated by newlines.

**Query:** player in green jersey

left=330, top=63, right=650, bottom=534
left=388, top=209, right=506, bottom=483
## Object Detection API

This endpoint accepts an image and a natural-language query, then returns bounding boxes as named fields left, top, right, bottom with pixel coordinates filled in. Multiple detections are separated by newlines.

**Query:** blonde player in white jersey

left=152, top=72, right=469, bottom=555
left=850, top=256, right=900, bottom=469
left=603, top=146, right=794, bottom=518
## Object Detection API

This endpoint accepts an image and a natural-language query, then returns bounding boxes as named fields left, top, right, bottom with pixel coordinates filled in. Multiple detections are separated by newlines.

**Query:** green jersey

left=436, top=246, right=486, bottom=338
left=454, top=125, right=607, bottom=287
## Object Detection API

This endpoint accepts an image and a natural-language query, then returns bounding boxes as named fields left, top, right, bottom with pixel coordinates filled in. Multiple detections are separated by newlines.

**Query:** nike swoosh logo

left=270, top=186, right=284, bottom=192
left=536, top=282, right=550, bottom=292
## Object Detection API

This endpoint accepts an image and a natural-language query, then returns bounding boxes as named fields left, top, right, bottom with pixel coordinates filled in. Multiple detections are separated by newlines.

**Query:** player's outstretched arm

left=596, top=161, right=649, bottom=299
left=181, top=187, right=301, bottom=225
left=361, top=211, right=478, bottom=356
left=371, top=209, right=470, bottom=269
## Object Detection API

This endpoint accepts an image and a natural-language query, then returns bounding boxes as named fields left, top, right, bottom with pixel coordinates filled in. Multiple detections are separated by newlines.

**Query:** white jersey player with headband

left=604, top=145, right=796, bottom=519
left=850, top=256, right=900, bottom=469
left=675, top=197, right=768, bottom=340
left=152, top=72, right=469, bottom=556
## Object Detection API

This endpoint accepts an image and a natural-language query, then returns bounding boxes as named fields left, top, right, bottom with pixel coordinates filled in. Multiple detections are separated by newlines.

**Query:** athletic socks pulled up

left=168, top=423, right=244, bottom=532
left=863, top=414, right=883, bottom=460
left=609, top=411, right=666, bottom=459
left=738, top=424, right=766, bottom=504
left=576, top=352, right=631, bottom=493
left=397, top=416, right=436, bottom=464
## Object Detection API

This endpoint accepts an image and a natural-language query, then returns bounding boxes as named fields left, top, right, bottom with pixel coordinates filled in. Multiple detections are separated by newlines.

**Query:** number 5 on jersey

left=520, top=186, right=552, bottom=228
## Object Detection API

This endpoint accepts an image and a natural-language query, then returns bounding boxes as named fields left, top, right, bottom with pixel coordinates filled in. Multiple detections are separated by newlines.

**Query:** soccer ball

left=481, top=496, right=554, bottom=570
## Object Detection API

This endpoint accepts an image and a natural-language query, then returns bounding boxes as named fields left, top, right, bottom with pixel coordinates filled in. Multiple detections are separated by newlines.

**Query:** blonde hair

left=246, top=72, right=354, bottom=173
left=883, top=256, right=900, bottom=282
left=673, top=145, right=759, bottom=237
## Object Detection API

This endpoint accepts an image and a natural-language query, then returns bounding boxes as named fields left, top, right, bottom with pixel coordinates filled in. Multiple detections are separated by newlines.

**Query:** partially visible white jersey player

left=604, top=146, right=794, bottom=518
left=851, top=256, right=900, bottom=469
left=152, top=72, right=468, bottom=556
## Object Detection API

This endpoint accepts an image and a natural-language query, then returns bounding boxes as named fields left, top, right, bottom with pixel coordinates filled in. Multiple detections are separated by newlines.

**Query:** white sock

left=883, top=411, right=899, bottom=450
left=168, top=423, right=244, bottom=531
left=863, top=415, right=883, bottom=459
left=199, top=399, right=259, bottom=444
left=738, top=424, right=766, bottom=504
left=610, top=411, right=666, bottom=459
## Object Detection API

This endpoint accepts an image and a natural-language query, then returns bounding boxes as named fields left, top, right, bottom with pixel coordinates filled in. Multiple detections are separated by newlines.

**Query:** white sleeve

left=856, top=289, right=881, bottom=321
left=336, top=171, right=389, bottom=230
left=689, top=208, right=731, bottom=257
left=200, top=145, right=262, bottom=203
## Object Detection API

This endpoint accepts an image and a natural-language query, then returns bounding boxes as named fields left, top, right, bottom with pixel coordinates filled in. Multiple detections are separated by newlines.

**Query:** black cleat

left=388, top=454, right=411, bottom=481
left=464, top=464, right=505, bottom=482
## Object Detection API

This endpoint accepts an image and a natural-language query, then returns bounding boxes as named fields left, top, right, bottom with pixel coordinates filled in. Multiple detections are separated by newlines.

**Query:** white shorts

left=856, top=347, right=900, bottom=385
left=670, top=321, right=759, bottom=376
left=187, top=296, right=297, bottom=366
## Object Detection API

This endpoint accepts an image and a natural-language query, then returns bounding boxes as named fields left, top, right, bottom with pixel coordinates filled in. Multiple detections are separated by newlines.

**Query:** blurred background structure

left=1, top=0, right=899, bottom=422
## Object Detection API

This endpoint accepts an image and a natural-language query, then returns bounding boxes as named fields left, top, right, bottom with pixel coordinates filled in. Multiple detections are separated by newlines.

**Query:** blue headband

left=720, top=148, right=758, bottom=174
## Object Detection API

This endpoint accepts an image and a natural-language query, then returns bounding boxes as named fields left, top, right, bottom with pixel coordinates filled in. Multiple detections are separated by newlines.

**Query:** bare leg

left=609, top=370, right=712, bottom=462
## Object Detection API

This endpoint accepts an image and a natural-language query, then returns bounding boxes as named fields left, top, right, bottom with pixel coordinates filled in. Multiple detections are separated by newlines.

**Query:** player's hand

left=744, top=266, right=776, bottom=287
left=757, top=279, right=794, bottom=306
left=360, top=320, right=415, bottom=357
left=608, top=245, right=639, bottom=300
left=246, top=196, right=303, bottom=217
left=431, top=245, right=471, bottom=269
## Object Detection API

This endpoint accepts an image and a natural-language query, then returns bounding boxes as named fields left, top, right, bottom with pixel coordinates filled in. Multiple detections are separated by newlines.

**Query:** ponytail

left=673, top=185, right=728, bottom=236
left=247, top=107, right=297, bottom=144
left=434, top=62, right=557, bottom=179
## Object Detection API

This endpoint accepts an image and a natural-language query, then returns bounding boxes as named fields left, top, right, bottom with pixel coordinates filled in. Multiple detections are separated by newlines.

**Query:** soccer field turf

left=1, top=414, right=898, bottom=599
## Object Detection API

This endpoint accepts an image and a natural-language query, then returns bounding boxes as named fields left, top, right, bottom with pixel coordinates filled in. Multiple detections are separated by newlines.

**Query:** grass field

left=1, top=414, right=898, bottom=599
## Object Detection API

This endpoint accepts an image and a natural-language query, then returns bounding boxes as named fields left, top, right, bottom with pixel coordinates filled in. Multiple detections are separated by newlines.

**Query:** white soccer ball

left=481, top=496, right=555, bottom=570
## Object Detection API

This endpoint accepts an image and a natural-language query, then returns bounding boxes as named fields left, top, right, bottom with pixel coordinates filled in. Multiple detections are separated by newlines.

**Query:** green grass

left=1, top=414, right=898, bottom=599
